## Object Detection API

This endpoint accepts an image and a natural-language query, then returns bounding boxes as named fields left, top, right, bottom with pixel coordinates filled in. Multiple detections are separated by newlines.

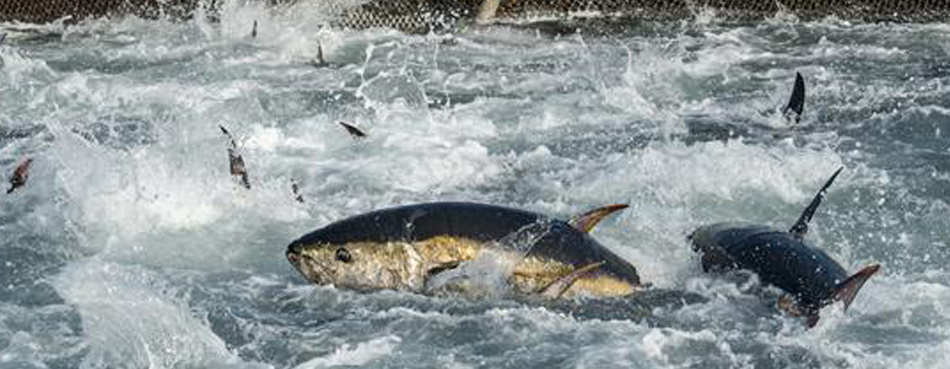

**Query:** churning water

left=2, top=3, right=950, bottom=368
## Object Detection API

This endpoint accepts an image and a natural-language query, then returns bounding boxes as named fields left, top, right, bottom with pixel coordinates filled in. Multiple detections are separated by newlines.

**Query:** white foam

left=293, top=335, right=401, bottom=369
left=54, top=258, right=242, bottom=368
left=564, top=139, right=843, bottom=286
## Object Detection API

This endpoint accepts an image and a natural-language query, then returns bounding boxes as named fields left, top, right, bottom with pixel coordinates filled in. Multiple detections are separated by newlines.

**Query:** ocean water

left=2, top=3, right=950, bottom=369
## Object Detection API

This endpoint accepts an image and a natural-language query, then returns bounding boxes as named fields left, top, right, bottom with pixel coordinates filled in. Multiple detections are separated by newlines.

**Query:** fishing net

left=2, top=0, right=948, bottom=31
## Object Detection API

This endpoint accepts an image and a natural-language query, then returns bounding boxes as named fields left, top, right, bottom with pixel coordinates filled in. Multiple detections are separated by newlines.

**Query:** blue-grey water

left=2, top=3, right=950, bottom=368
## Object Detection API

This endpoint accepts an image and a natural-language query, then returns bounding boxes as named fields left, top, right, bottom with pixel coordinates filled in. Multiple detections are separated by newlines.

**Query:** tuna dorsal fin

left=568, top=204, right=629, bottom=233
left=540, top=261, right=605, bottom=299
left=834, top=264, right=881, bottom=311
left=783, top=72, right=805, bottom=123
left=789, top=167, right=843, bottom=238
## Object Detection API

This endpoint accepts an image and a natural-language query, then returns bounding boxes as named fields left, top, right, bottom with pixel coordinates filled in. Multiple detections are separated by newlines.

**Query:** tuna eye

left=335, top=248, right=352, bottom=263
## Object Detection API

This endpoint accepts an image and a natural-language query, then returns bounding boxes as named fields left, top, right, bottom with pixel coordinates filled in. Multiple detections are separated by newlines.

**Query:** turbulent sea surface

left=2, top=3, right=950, bottom=369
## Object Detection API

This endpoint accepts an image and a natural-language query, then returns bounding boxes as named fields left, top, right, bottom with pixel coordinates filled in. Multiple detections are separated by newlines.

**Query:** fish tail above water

left=834, top=264, right=881, bottom=311
left=338, top=122, right=367, bottom=138
left=783, top=72, right=805, bottom=123
left=795, top=263, right=881, bottom=327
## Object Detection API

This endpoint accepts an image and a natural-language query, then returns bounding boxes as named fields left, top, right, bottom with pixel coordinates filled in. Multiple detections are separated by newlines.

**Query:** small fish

left=0, top=33, right=6, bottom=44
left=291, top=179, right=304, bottom=203
left=338, top=121, right=367, bottom=138
left=7, top=158, right=33, bottom=194
left=219, top=125, right=251, bottom=189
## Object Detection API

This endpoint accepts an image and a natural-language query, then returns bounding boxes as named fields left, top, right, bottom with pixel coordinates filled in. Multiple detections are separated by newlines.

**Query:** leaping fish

left=286, top=202, right=642, bottom=299
left=219, top=125, right=251, bottom=189
left=689, top=167, right=880, bottom=327
left=6, top=158, right=33, bottom=194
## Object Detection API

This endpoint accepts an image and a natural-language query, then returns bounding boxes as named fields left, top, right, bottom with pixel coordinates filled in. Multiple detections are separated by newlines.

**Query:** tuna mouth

left=286, top=242, right=303, bottom=264
left=287, top=250, right=300, bottom=264
left=286, top=242, right=330, bottom=285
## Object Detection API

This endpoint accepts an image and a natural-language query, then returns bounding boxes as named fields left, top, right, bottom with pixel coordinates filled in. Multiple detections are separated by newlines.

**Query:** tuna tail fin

left=783, top=72, right=805, bottom=123
left=789, top=167, right=843, bottom=238
left=540, top=262, right=605, bottom=299
left=568, top=204, right=629, bottom=233
left=834, top=264, right=881, bottom=311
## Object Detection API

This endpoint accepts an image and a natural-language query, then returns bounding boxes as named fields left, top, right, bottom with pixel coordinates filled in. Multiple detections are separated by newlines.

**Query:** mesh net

left=2, top=0, right=949, bottom=31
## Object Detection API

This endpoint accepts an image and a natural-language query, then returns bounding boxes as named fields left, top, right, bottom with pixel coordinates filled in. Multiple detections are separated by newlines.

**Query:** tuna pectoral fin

left=834, top=264, right=881, bottom=311
left=540, top=262, right=605, bottom=299
left=569, top=204, right=629, bottom=233
left=425, top=261, right=462, bottom=281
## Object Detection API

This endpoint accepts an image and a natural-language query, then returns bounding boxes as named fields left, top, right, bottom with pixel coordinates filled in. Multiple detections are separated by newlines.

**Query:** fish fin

left=250, top=20, right=258, bottom=38
left=834, top=264, right=881, bottom=311
left=338, top=121, right=367, bottom=138
left=317, top=42, right=325, bottom=64
left=312, top=42, right=327, bottom=67
left=422, top=261, right=466, bottom=293
left=425, top=261, right=462, bottom=281
left=568, top=204, right=628, bottom=233
left=783, top=72, right=805, bottom=123
left=219, top=124, right=232, bottom=138
left=789, top=167, right=843, bottom=238
left=476, top=0, right=502, bottom=24
left=539, top=261, right=605, bottom=299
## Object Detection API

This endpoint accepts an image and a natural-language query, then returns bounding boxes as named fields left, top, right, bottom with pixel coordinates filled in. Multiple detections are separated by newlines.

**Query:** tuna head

left=286, top=239, right=425, bottom=291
